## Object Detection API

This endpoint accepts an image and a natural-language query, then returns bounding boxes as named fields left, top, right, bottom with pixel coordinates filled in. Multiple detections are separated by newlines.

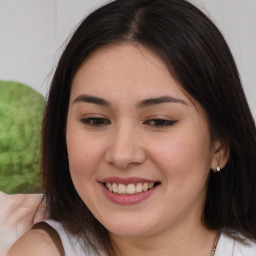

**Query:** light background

left=0, top=0, right=255, bottom=116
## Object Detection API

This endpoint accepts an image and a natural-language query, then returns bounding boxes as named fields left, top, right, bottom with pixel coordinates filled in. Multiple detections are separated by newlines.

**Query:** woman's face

left=66, top=44, right=220, bottom=239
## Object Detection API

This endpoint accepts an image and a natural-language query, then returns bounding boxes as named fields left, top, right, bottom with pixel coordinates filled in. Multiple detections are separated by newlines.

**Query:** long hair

left=42, top=0, right=256, bottom=254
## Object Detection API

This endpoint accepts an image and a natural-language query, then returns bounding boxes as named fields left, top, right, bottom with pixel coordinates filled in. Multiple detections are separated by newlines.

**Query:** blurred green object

left=0, top=80, right=45, bottom=194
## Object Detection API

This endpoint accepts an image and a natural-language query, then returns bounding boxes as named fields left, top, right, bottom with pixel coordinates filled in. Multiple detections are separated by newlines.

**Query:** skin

left=7, top=43, right=227, bottom=256
left=0, top=192, right=47, bottom=256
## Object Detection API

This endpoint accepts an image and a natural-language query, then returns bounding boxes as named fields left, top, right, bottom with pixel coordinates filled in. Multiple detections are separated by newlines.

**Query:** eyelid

left=79, top=112, right=108, bottom=120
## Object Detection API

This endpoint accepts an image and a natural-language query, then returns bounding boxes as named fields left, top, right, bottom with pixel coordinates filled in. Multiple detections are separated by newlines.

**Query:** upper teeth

left=106, top=182, right=154, bottom=195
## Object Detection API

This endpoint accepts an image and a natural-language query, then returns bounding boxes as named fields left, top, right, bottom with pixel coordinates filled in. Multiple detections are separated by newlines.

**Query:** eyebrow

left=72, top=94, right=186, bottom=107
left=72, top=94, right=111, bottom=106
left=137, top=96, right=186, bottom=108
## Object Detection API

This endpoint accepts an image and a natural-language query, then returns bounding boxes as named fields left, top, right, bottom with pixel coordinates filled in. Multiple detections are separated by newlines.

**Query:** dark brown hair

left=42, top=0, right=256, bottom=254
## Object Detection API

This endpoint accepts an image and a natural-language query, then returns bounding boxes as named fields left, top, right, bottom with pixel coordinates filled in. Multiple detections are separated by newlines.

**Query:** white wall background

left=0, top=0, right=255, bottom=116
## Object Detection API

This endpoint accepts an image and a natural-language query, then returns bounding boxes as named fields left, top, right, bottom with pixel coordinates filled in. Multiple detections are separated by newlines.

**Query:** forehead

left=70, top=43, right=193, bottom=108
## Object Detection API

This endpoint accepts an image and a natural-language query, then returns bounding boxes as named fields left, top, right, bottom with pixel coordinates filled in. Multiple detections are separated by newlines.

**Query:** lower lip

left=101, top=184, right=158, bottom=205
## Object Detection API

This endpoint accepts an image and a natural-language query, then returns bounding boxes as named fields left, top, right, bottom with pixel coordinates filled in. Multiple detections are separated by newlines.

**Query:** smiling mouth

left=104, top=182, right=160, bottom=195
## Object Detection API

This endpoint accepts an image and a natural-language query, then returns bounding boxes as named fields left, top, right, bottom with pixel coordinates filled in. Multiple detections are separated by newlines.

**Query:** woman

left=7, top=0, right=256, bottom=255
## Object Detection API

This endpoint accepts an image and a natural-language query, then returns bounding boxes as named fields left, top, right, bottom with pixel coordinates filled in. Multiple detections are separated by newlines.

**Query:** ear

left=210, top=140, right=229, bottom=172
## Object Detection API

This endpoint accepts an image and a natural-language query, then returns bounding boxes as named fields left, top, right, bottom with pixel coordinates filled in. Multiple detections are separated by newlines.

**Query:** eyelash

left=81, top=117, right=110, bottom=127
left=81, top=117, right=177, bottom=128
left=143, top=119, right=177, bottom=127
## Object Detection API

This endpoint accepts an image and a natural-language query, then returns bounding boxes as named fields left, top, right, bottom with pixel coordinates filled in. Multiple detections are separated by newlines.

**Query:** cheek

left=66, top=128, right=104, bottom=180
left=66, top=135, right=104, bottom=206
left=149, top=130, right=212, bottom=215
left=149, top=128, right=212, bottom=181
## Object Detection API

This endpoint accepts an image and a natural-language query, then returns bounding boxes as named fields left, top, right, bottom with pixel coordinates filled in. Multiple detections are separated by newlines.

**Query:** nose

left=104, top=123, right=146, bottom=169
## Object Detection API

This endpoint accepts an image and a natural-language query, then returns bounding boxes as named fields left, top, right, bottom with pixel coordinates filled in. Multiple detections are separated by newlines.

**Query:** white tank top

left=45, top=219, right=98, bottom=256
left=45, top=220, right=256, bottom=256
left=215, top=231, right=256, bottom=256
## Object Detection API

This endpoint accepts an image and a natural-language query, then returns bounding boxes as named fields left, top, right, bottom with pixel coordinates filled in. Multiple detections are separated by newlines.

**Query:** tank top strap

left=44, top=219, right=87, bottom=256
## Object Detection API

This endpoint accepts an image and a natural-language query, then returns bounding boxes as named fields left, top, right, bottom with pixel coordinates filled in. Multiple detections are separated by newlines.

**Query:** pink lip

left=99, top=178, right=159, bottom=205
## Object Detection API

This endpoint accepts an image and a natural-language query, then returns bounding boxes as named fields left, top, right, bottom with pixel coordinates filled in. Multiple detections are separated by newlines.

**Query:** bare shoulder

left=6, top=229, right=60, bottom=256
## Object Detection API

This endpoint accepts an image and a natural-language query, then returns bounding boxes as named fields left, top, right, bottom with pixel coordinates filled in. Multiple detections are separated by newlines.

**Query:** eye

left=144, top=119, right=177, bottom=127
left=81, top=117, right=111, bottom=127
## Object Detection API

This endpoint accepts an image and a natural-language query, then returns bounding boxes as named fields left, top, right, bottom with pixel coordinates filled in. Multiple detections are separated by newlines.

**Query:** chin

left=102, top=217, right=156, bottom=238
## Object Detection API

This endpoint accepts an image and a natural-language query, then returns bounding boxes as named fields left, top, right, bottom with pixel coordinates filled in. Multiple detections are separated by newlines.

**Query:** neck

left=109, top=221, right=218, bottom=256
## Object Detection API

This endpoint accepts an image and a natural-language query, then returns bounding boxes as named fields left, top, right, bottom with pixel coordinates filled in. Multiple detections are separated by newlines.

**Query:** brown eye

left=81, top=117, right=111, bottom=126
left=144, top=119, right=177, bottom=127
